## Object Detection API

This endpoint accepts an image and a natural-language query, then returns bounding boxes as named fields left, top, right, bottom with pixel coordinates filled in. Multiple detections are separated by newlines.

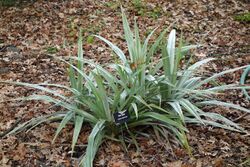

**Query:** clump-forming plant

left=1, top=8, right=249, bottom=167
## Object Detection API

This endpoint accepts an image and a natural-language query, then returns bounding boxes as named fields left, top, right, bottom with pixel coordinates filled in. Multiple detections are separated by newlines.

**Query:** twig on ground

left=233, top=113, right=249, bottom=122
left=0, top=118, right=21, bottom=138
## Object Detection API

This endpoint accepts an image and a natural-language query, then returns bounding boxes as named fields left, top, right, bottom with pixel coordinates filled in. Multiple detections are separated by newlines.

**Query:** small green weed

left=132, top=1, right=163, bottom=19
left=147, top=7, right=162, bottom=19
left=133, top=0, right=143, bottom=10
left=105, top=1, right=120, bottom=10
left=86, top=36, right=94, bottom=44
left=46, top=46, right=58, bottom=54
left=234, top=12, right=250, bottom=22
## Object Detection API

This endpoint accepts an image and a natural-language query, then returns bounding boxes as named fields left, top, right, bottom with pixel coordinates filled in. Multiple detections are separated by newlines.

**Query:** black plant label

left=113, top=110, right=130, bottom=125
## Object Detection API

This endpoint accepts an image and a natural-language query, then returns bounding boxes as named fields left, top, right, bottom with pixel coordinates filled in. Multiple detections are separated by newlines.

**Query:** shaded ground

left=0, top=0, right=250, bottom=166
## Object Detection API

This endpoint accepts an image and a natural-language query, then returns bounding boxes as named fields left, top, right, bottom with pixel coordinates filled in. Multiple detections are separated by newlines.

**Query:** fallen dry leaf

left=111, top=160, right=128, bottom=167
left=166, top=160, right=182, bottom=167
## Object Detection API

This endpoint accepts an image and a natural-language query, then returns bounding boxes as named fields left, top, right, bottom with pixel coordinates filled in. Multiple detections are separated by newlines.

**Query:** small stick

left=0, top=118, right=21, bottom=138
left=233, top=113, right=249, bottom=122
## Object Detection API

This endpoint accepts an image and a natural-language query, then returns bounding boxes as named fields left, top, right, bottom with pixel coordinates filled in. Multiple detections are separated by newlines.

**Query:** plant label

left=113, top=110, right=130, bottom=125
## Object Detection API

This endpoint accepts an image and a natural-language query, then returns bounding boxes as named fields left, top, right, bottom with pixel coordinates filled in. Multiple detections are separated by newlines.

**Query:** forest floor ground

left=0, top=0, right=250, bottom=166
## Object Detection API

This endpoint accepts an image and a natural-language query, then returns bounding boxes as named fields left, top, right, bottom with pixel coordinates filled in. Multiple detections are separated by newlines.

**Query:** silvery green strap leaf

left=94, top=35, right=127, bottom=64
left=148, top=103, right=171, bottom=114
left=170, top=126, right=190, bottom=153
left=185, top=117, right=243, bottom=132
left=93, top=72, right=111, bottom=121
left=142, top=27, right=158, bottom=56
left=178, top=58, right=215, bottom=88
left=142, top=112, right=187, bottom=131
left=185, top=58, right=215, bottom=73
left=72, top=115, right=84, bottom=153
left=134, top=18, right=142, bottom=62
left=77, top=29, right=84, bottom=92
left=39, top=83, right=80, bottom=96
left=209, top=120, right=242, bottom=132
left=146, top=75, right=156, bottom=82
left=77, top=29, right=84, bottom=68
left=174, top=88, right=217, bottom=99
left=109, top=63, right=133, bottom=75
left=195, top=65, right=249, bottom=89
left=201, top=112, right=243, bottom=130
left=187, top=58, right=215, bottom=73
left=52, top=111, right=74, bottom=143
left=207, top=84, right=250, bottom=91
left=167, top=29, right=176, bottom=74
left=150, top=60, right=163, bottom=75
left=23, top=95, right=97, bottom=123
left=167, top=101, right=184, bottom=123
left=134, top=95, right=152, bottom=109
left=121, top=7, right=134, bottom=62
left=6, top=112, right=66, bottom=136
left=126, top=118, right=153, bottom=128
left=180, top=45, right=200, bottom=53
left=148, top=29, right=167, bottom=62
left=0, top=81, right=67, bottom=100
left=131, top=103, right=138, bottom=119
left=26, top=112, right=67, bottom=133
left=120, top=90, right=128, bottom=105
left=69, top=56, right=77, bottom=89
left=69, top=56, right=119, bottom=92
left=182, top=77, right=201, bottom=89
left=81, top=120, right=105, bottom=167
left=199, top=100, right=250, bottom=113
left=178, top=99, right=203, bottom=124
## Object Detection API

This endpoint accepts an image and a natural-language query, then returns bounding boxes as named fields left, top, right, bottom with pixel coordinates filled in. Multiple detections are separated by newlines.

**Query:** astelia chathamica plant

left=95, top=8, right=250, bottom=133
left=1, top=8, right=250, bottom=167
left=0, top=18, right=187, bottom=167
